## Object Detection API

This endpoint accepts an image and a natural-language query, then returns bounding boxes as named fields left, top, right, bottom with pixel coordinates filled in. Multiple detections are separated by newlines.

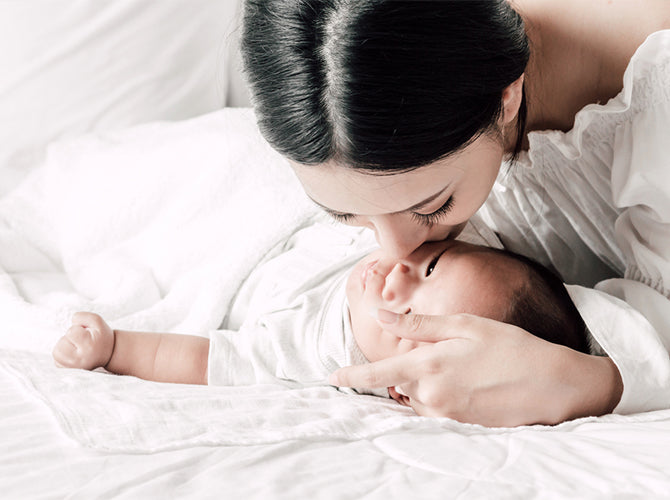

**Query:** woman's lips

left=361, top=259, right=379, bottom=290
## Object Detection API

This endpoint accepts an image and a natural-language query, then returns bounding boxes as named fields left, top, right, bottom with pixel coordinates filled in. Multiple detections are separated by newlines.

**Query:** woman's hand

left=52, top=312, right=115, bottom=371
left=330, top=311, right=623, bottom=427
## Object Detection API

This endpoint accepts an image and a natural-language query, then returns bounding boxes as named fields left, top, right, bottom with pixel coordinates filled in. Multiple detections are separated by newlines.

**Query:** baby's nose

left=381, top=262, right=411, bottom=302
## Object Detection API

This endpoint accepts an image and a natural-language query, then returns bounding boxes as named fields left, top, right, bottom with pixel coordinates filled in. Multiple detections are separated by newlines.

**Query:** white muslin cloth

left=480, top=30, right=670, bottom=414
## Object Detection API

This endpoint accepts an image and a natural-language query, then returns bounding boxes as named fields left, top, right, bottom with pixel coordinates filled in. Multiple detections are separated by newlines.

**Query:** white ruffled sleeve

left=592, top=92, right=670, bottom=413
left=581, top=44, right=670, bottom=413
left=567, top=284, right=670, bottom=414
left=609, top=101, right=670, bottom=298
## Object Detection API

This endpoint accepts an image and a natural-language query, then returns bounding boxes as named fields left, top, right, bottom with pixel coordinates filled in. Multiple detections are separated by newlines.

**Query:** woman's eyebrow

left=308, top=185, right=450, bottom=217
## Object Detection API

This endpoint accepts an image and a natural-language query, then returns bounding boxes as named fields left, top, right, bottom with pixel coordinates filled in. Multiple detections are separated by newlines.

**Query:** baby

left=53, top=222, right=588, bottom=398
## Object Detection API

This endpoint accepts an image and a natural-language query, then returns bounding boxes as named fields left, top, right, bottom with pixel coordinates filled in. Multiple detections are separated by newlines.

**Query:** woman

left=241, top=0, right=670, bottom=426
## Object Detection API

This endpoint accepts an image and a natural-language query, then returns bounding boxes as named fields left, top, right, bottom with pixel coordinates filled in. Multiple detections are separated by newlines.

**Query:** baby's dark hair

left=241, top=0, right=530, bottom=171
left=496, top=249, right=589, bottom=354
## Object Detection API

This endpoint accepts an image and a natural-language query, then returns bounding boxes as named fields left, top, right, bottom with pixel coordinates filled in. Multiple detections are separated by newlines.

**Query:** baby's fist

left=53, top=312, right=115, bottom=371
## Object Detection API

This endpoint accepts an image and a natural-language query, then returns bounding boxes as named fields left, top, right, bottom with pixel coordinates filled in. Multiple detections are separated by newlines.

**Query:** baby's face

left=345, top=240, right=521, bottom=362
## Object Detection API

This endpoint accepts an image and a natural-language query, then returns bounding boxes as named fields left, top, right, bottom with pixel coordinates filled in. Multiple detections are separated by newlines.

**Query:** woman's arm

left=53, top=312, right=209, bottom=385
left=330, top=312, right=623, bottom=426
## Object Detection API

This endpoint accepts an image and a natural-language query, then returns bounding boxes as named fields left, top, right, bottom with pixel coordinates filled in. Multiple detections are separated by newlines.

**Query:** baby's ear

left=388, top=386, right=411, bottom=407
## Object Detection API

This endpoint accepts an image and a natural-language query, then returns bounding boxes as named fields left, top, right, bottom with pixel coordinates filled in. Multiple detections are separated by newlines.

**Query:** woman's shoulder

left=520, top=0, right=670, bottom=134
left=573, top=0, right=670, bottom=96
left=520, top=0, right=670, bottom=63
left=522, top=29, right=670, bottom=167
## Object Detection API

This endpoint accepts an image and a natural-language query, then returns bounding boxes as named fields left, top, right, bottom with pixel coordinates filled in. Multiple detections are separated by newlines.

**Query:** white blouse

left=479, top=30, right=670, bottom=415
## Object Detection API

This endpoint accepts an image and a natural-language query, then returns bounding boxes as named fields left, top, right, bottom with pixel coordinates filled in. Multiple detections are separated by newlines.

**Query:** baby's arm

left=52, top=312, right=209, bottom=385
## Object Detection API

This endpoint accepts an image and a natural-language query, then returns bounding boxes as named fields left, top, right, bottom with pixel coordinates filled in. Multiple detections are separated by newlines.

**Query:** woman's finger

left=374, top=310, right=469, bottom=342
left=408, top=398, right=445, bottom=419
left=329, top=349, right=422, bottom=389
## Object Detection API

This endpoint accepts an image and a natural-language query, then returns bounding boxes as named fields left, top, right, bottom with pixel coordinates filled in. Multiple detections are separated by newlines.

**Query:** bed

left=2, top=2, right=670, bottom=498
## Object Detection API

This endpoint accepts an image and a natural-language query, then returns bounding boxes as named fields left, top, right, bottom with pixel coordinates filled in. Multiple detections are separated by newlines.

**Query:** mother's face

left=292, top=134, right=504, bottom=258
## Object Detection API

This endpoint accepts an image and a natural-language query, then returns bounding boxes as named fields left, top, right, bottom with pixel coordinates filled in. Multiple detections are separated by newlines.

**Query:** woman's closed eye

left=411, top=196, right=455, bottom=227
left=325, top=195, right=454, bottom=226
left=327, top=211, right=357, bottom=224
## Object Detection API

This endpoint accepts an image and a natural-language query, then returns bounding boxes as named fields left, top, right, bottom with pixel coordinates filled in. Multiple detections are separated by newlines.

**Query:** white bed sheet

left=2, top=109, right=670, bottom=498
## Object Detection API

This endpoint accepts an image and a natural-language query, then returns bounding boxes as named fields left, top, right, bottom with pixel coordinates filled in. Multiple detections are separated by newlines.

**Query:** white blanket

left=3, top=347, right=670, bottom=452
left=0, top=108, right=317, bottom=352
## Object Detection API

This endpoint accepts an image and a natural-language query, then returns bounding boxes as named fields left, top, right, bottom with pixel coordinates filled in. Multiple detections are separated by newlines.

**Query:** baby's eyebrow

left=308, top=184, right=450, bottom=218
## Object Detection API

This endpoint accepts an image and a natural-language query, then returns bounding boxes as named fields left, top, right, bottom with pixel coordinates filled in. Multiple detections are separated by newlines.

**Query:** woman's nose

left=370, top=215, right=428, bottom=260
left=381, top=262, right=413, bottom=303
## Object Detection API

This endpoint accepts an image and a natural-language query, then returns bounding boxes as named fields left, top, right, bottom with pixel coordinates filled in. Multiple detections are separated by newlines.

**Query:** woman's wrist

left=556, top=348, right=623, bottom=422
left=586, top=355, right=624, bottom=415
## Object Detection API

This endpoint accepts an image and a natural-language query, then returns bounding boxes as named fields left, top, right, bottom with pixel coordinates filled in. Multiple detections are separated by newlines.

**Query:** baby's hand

left=53, top=312, right=115, bottom=371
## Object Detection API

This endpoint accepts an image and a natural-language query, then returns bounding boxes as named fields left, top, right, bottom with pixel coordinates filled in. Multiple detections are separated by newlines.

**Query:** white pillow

left=0, top=0, right=244, bottom=192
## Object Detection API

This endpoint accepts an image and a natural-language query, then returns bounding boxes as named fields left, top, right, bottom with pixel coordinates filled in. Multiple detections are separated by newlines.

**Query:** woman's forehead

left=291, top=159, right=457, bottom=215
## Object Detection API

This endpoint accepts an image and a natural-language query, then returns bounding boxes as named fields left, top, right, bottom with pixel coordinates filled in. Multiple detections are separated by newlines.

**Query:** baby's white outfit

left=480, top=30, right=670, bottom=414
left=207, top=220, right=373, bottom=391
left=207, top=216, right=498, bottom=393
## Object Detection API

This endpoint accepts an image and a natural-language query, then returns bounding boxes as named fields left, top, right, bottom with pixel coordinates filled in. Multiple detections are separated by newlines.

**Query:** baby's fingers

left=72, top=311, right=105, bottom=329
left=70, top=323, right=101, bottom=343
left=52, top=334, right=80, bottom=368
left=53, top=325, right=104, bottom=370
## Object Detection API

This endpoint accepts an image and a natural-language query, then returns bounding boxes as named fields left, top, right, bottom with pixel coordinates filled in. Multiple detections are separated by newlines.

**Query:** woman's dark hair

left=241, top=0, right=530, bottom=172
